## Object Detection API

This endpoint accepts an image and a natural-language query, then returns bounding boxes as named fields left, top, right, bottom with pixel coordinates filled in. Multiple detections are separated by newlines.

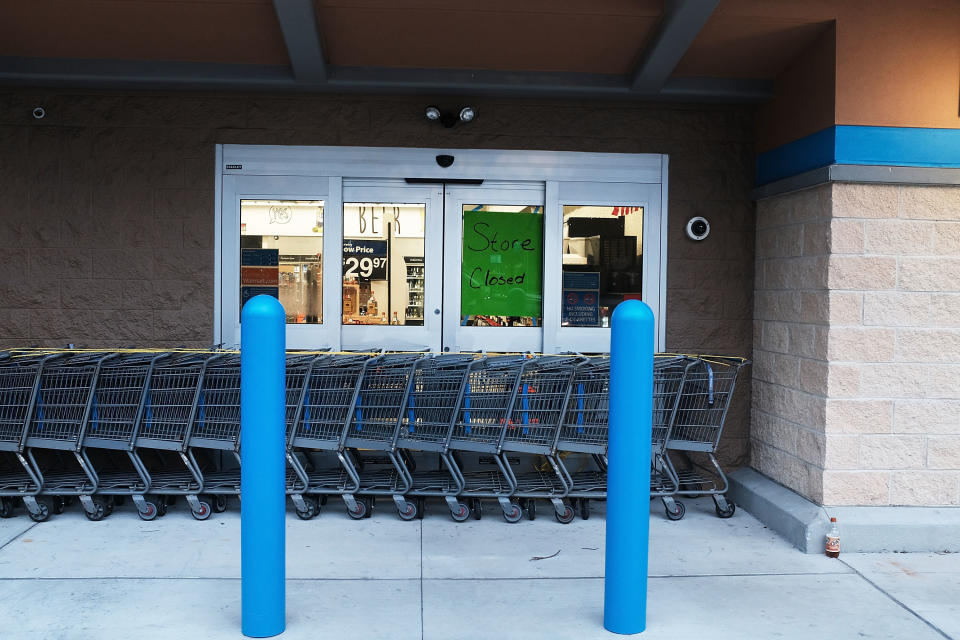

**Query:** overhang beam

left=0, top=57, right=773, bottom=102
left=631, top=0, right=720, bottom=93
left=272, top=0, right=327, bottom=84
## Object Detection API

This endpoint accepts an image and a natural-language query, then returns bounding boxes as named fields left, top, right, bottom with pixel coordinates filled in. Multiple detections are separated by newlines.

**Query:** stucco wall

left=0, top=89, right=756, bottom=468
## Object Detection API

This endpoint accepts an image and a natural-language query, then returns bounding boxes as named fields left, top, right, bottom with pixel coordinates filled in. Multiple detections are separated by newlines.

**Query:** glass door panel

left=444, top=184, right=546, bottom=353
left=340, top=183, right=442, bottom=351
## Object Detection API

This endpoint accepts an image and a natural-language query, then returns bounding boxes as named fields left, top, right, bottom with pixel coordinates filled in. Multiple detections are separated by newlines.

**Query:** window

left=240, top=200, right=324, bottom=323
left=460, top=204, right=543, bottom=328
left=342, top=202, right=426, bottom=326
left=561, top=205, right=643, bottom=327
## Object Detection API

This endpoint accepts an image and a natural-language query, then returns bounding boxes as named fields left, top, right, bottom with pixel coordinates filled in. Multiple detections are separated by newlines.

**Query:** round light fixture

left=458, top=107, right=476, bottom=122
left=425, top=106, right=441, bottom=121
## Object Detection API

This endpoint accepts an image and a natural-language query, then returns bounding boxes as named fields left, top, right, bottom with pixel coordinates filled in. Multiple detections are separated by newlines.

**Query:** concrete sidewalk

left=0, top=497, right=955, bottom=639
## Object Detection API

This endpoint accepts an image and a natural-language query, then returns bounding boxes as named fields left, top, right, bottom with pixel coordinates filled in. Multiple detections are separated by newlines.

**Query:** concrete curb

left=727, top=468, right=830, bottom=554
left=728, top=467, right=960, bottom=554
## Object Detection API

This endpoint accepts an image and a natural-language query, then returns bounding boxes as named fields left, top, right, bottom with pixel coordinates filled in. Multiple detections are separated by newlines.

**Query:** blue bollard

left=604, top=299, right=654, bottom=635
left=241, top=295, right=287, bottom=638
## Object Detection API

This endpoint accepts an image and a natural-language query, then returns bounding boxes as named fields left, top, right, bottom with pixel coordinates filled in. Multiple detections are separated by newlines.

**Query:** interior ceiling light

left=458, top=107, right=476, bottom=122
left=424, top=106, right=441, bottom=121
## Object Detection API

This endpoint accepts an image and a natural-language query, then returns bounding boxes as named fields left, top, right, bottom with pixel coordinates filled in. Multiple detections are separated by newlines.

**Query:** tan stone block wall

left=0, top=89, right=757, bottom=467
left=752, top=184, right=831, bottom=502
left=820, top=183, right=960, bottom=506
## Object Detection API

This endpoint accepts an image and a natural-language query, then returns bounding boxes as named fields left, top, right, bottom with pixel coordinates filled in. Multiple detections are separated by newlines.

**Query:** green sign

left=461, top=210, right=543, bottom=317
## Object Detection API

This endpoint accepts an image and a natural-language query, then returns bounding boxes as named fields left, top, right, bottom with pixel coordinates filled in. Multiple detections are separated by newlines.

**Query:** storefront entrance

left=217, top=146, right=667, bottom=353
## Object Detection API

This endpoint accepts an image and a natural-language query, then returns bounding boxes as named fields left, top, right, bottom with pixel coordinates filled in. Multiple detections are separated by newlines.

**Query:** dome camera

left=685, top=216, right=710, bottom=241
left=32, top=107, right=46, bottom=119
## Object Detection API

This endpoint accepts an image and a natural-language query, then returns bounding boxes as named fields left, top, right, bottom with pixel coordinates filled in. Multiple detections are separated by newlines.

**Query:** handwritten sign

left=461, top=211, right=542, bottom=317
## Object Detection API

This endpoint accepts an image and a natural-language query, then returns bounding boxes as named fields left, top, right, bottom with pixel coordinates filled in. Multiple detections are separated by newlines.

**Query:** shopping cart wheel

left=580, top=499, right=591, bottom=521
left=526, top=500, right=536, bottom=521
left=398, top=500, right=418, bottom=521
left=212, top=495, right=228, bottom=513
left=715, top=500, right=736, bottom=519
left=27, top=498, right=51, bottom=523
left=450, top=502, right=471, bottom=523
left=503, top=503, right=523, bottom=524
left=664, top=501, right=685, bottom=521
left=84, top=498, right=110, bottom=522
left=416, top=497, right=425, bottom=520
left=470, top=499, right=482, bottom=520
left=156, top=498, right=168, bottom=517
left=0, top=497, right=14, bottom=518
left=295, top=497, right=319, bottom=520
left=52, top=497, right=67, bottom=515
left=554, top=504, right=576, bottom=525
left=191, top=501, right=212, bottom=521
left=347, top=498, right=368, bottom=520
left=320, top=495, right=329, bottom=506
left=138, top=501, right=159, bottom=521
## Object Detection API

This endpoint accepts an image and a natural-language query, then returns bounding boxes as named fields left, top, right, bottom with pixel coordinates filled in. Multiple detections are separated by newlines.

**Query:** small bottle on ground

left=825, top=517, right=840, bottom=558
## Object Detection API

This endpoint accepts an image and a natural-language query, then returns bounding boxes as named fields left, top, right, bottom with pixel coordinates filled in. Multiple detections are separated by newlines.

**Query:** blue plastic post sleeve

left=604, top=299, right=654, bottom=634
left=241, top=295, right=287, bottom=638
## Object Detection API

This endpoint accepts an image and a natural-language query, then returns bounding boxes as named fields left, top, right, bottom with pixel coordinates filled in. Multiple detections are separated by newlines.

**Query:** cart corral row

left=0, top=350, right=747, bottom=524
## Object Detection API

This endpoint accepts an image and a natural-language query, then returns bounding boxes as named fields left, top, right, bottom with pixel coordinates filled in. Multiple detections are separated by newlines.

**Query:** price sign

left=343, top=239, right=388, bottom=280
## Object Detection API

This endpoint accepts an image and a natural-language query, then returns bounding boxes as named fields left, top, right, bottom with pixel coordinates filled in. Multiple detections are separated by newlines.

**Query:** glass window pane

left=461, top=204, right=543, bottom=327
left=240, top=200, right=324, bottom=324
left=561, top=205, right=643, bottom=327
left=342, top=203, right=425, bottom=326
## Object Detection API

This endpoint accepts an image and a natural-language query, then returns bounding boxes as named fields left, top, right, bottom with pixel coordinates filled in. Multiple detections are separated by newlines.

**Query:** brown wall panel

left=0, top=89, right=756, bottom=468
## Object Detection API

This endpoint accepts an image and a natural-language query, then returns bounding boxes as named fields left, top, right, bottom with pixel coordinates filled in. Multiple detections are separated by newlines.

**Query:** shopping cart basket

left=85, top=352, right=169, bottom=520
left=395, top=353, right=476, bottom=522
left=134, top=351, right=222, bottom=520
left=25, top=351, right=117, bottom=521
left=0, top=352, right=60, bottom=520
left=667, top=356, right=750, bottom=518
left=447, top=355, right=527, bottom=523
left=500, top=355, right=582, bottom=524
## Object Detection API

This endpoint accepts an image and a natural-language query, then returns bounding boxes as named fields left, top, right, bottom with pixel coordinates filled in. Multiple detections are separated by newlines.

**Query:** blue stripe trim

left=757, top=125, right=960, bottom=185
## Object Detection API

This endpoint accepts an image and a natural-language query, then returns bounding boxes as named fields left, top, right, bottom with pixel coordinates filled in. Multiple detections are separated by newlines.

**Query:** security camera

left=685, top=216, right=710, bottom=241
left=32, top=107, right=45, bottom=119
left=436, top=154, right=454, bottom=168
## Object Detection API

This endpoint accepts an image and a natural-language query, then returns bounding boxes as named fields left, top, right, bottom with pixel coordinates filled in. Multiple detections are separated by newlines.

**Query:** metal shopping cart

left=186, top=353, right=243, bottom=515
left=650, top=355, right=694, bottom=520
left=24, top=351, right=118, bottom=521
left=0, top=352, right=60, bottom=520
left=395, top=353, right=477, bottom=522
left=667, top=356, right=750, bottom=518
left=287, top=353, right=371, bottom=519
left=340, top=352, right=425, bottom=520
left=134, top=351, right=223, bottom=520
left=554, top=356, right=609, bottom=521
left=85, top=352, right=170, bottom=520
left=500, top=355, right=583, bottom=524
left=448, top=354, right=528, bottom=523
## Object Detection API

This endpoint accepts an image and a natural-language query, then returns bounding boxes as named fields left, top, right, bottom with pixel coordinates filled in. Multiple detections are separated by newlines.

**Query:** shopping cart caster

left=714, top=497, right=736, bottom=519
left=580, top=499, right=591, bottom=521
left=554, top=504, right=576, bottom=525
left=450, top=502, right=471, bottom=523
left=137, top=500, right=160, bottom=521
left=295, top=497, right=319, bottom=520
left=502, top=503, right=523, bottom=524
left=25, top=497, right=52, bottom=523
left=416, top=497, right=425, bottom=520
left=397, top=500, right=418, bottom=521
left=0, top=497, right=15, bottom=519
left=470, top=499, right=482, bottom=520
left=53, top=497, right=68, bottom=515
left=346, top=497, right=368, bottom=520
left=664, top=500, right=685, bottom=521
left=84, top=497, right=111, bottom=522
left=212, top=496, right=228, bottom=513
left=190, top=501, right=212, bottom=521
left=526, top=499, right=536, bottom=521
